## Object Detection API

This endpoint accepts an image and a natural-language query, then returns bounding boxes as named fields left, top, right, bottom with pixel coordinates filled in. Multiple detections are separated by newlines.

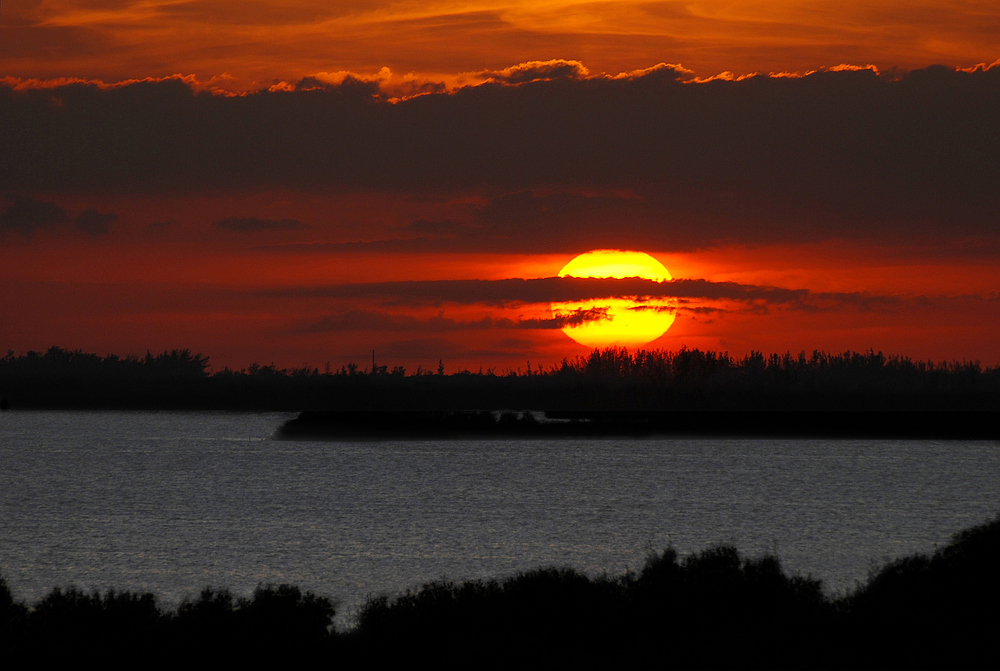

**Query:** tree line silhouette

left=3, top=515, right=997, bottom=668
left=2, top=345, right=997, bottom=411
left=0, top=347, right=211, bottom=380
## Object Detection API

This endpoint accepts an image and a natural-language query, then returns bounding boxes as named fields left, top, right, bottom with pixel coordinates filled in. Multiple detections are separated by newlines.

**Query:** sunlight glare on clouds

left=4, top=0, right=999, bottom=88
left=3, top=0, right=1000, bottom=369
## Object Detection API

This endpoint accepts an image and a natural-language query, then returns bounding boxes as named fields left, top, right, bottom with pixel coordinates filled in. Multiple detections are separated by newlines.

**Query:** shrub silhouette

left=0, top=577, right=28, bottom=657
left=167, top=584, right=336, bottom=662
left=168, top=587, right=240, bottom=655
left=2, top=582, right=335, bottom=664
left=3, top=518, right=998, bottom=668
left=237, top=584, right=335, bottom=649
left=628, top=545, right=831, bottom=668
left=25, top=587, right=163, bottom=661
left=350, top=547, right=834, bottom=668
left=842, top=516, right=1000, bottom=669
left=353, top=567, right=622, bottom=666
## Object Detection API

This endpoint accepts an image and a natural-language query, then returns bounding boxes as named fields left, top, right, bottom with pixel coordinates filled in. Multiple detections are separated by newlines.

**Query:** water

left=1, top=410, right=998, bottom=627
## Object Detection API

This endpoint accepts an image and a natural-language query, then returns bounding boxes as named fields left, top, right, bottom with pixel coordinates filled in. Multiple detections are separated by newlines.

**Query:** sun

left=551, top=249, right=676, bottom=349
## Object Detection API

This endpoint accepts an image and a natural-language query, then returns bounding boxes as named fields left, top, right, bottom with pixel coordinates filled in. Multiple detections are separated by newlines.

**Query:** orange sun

left=551, top=249, right=676, bottom=349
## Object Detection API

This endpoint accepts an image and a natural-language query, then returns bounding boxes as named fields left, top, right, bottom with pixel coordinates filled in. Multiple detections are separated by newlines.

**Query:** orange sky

left=3, top=1, right=1000, bottom=91
left=2, top=2, right=999, bottom=371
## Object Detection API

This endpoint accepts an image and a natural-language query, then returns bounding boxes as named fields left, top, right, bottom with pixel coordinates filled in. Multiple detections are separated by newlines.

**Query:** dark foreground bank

left=276, top=409, right=1000, bottom=440
left=3, top=517, right=998, bottom=668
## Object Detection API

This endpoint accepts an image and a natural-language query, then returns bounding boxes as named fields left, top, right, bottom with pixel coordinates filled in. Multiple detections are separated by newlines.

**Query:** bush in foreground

left=2, top=516, right=998, bottom=668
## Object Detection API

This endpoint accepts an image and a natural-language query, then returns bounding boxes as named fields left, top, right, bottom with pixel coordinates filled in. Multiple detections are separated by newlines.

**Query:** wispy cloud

left=261, top=276, right=926, bottom=313
left=298, top=307, right=610, bottom=333
left=215, top=216, right=310, bottom=231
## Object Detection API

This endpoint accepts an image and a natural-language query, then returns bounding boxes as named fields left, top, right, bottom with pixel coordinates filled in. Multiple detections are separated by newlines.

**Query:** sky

left=2, top=1, right=999, bottom=372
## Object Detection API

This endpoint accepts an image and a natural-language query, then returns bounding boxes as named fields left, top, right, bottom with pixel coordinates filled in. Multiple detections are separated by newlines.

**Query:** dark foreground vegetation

left=3, top=517, right=998, bottom=668
left=2, top=346, right=999, bottom=412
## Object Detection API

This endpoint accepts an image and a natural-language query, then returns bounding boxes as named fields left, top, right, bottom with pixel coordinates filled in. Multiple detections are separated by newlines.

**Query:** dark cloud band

left=298, top=307, right=611, bottom=333
left=2, top=65, right=998, bottom=248
left=261, top=276, right=912, bottom=311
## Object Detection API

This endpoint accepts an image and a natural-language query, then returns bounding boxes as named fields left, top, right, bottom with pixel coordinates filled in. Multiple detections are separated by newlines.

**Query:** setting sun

left=552, top=250, right=676, bottom=349
left=3, top=1, right=1000, bottom=371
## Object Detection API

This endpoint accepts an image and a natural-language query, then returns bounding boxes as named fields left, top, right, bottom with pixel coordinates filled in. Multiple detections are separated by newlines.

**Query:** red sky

left=2, top=1, right=999, bottom=371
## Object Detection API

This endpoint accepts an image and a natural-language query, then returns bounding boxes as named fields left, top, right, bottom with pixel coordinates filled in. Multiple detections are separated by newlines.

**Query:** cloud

left=475, top=59, right=591, bottom=84
left=2, top=65, right=999, bottom=247
left=0, top=196, right=121, bottom=238
left=406, top=218, right=468, bottom=235
left=154, top=1, right=365, bottom=26
left=259, top=186, right=825, bottom=255
left=215, top=216, right=310, bottom=231
left=298, top=307, right=610, bottom=333
left=294, top=67, right=449, bottom=99
left=0, top=23, right=111, bottom=60
left=75, top=208, right=117, bottom=236
left=259, top=238, right=445, bottom=253
left=0, top=196, right=69, bottom=236
left=261, top=276, right=920, bottom=314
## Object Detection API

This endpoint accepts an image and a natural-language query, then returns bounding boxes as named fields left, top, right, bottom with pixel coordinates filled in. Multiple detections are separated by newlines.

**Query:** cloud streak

left=215, top=216, right=310, bottom=231
left=262, top=276, right=923, bottom=313
left=1, top=197, right=119, bottom=238
left=75, top=208, right=117, bottom=237
left=298, top=307, right=610, bottom=333
left=0, top=196, right=70, bottom=237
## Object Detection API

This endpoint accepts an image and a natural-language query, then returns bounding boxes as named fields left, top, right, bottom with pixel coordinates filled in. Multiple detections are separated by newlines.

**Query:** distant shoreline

left=276, top=409, right=1000, bottom=441
left=5, top=346, right=999, bottom=418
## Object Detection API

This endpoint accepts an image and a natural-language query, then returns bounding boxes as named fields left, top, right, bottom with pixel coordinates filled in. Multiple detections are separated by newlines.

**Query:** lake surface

left=1, top=410, right=998, bottom=627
